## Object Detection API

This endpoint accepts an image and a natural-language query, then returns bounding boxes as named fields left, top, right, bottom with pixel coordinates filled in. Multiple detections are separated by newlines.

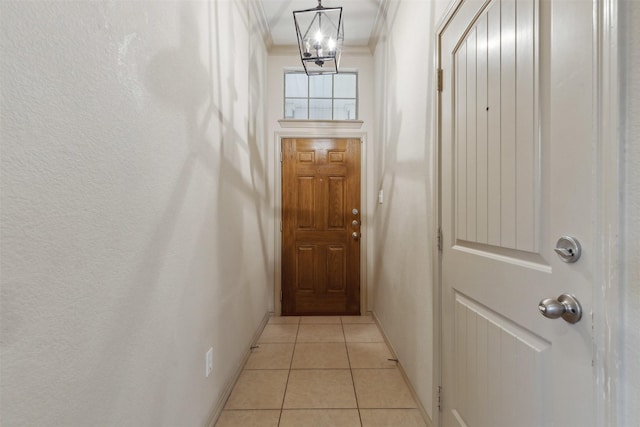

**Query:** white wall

left=266, top=50, right=375, bottom=314
left=371, top=0, right=450, bottom=420
left=0, top=1, right=271, bottom=425
left=621, top=0, right=640, bottom=424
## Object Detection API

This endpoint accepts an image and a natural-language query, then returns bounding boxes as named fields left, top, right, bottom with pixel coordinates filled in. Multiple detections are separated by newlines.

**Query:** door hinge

left=280, top=151, right=283, bottom=162
left=437, top=69, right=443, bottom=92
left=280, top=290, right=283, bottom=301
left=280, top=220, right=282, bottom=232
left=437, top=386, right=443, bottom=411
left=437, top=226, right=443, bottom=251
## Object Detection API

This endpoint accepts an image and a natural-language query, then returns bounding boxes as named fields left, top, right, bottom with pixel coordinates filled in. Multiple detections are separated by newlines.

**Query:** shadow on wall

left=78, top=1, right=270, bottom=422
left=143, top=0, right=270, bottom=292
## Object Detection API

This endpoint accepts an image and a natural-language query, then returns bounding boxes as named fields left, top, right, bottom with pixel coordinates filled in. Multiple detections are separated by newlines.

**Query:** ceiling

left=258, top=0, right=383, bottom=48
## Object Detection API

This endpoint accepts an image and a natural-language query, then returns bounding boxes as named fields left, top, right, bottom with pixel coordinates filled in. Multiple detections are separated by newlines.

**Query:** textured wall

left=371, top=0, right=449, bottom=419
left=621, top=0, right=640, bottom=424
left=0, top=1, right=271, bottom=425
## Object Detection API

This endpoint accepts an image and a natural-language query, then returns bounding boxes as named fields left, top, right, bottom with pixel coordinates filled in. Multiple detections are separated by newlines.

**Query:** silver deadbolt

left=352, top=208, right=359, bottom=216
left=554, top=236, right=581, bottom=263
left=538, top=294, right=582, bottom=324
left=352, top=220, right=359, bottom=227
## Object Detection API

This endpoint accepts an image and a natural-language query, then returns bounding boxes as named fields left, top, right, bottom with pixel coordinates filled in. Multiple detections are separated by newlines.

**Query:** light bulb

left=328, top=37, right=336, bottom=55
left=315, top=30, right=323, bottom=44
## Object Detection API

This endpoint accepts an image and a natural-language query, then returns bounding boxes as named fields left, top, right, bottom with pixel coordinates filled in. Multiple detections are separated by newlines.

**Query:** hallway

left=1, top=0, right=637, bottom=425
left=215, top=316, right=426, bottom=427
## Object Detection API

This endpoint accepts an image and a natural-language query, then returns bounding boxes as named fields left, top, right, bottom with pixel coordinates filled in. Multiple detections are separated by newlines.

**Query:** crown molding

left=249, top=0, right=273, bottom=50
left=368, top=0, right=392, bottom=52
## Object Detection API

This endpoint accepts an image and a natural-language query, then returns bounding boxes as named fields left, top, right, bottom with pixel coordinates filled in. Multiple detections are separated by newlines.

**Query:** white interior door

left=439, top=0, right=596, bottom=425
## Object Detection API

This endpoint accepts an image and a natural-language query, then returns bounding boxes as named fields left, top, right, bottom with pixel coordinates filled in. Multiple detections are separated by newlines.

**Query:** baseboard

left=371, top=311, right=433, bottom=427
left=205, top=311, right=271, bottom=427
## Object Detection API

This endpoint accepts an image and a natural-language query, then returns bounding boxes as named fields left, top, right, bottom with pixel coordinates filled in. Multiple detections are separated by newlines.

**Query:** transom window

left=284, top=71, right=358, bottom=120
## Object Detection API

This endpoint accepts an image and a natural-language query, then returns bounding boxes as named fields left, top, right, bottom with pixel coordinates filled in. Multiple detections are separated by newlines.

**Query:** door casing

left=274, top=130, right=369, bottom=317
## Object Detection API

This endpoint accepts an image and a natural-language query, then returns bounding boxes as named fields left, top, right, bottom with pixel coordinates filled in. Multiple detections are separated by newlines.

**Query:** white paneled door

left=439, top=0, right=596, bottom=426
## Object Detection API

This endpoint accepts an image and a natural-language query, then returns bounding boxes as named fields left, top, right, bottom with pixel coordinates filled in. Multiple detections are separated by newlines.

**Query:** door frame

left=274, top=130, right=369, bottom=317
left=433, top=0, right=621, bottom=425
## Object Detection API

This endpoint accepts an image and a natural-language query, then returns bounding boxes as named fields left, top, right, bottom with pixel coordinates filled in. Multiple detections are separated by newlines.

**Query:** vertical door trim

left=592, top=0, right=621, bottom=424
left=434, top=0, right=621, bottom=425
left=433, top=1, right=476, bottom=422
left=274, top=130, right=369, bottom=317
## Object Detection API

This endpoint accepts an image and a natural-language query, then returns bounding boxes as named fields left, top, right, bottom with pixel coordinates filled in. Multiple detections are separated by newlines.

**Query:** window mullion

left=307, top=74, right=311, bottom=120
left=331, top=75, right=335, bottom=120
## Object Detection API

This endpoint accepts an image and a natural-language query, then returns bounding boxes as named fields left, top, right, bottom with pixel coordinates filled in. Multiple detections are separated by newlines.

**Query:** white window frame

left=283, top=71, right=359, bottom=120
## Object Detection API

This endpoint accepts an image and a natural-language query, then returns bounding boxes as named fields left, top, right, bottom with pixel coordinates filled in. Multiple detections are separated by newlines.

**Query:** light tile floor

left=215, top=315, right=427, bottom=427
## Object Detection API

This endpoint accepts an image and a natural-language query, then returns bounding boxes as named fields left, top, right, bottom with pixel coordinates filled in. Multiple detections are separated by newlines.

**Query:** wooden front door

left=282, top=138, right=361, bottom=316
left=439, top=0, right=596, bottom=425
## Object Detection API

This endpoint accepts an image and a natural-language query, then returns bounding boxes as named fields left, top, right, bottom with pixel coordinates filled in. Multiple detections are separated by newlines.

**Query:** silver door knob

left=538, top=294, right=582, bottom=324
left=352, top=232, right=359, bottom=240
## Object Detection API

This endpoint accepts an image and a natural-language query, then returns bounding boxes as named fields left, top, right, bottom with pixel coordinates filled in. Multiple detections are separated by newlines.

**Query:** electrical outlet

left=205, top=347, right=213, bottom=377
left=378, top=189, right=384, bottom=204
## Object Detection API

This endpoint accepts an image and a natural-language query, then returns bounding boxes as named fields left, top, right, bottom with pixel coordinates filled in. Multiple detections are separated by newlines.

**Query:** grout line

left=286, top=368, right=355, bottom=373
left=277, top=408, right=361, bottom=411
left=277, top=320, right=299, bottom=426
left=342, top=318, right=364, bottom=427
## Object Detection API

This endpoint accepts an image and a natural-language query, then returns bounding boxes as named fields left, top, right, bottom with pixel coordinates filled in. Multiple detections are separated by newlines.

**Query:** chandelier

left=293, top=0, right=344, bottom=75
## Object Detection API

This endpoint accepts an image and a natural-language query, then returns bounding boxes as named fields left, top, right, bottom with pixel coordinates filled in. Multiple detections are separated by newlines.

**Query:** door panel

left=440, top=0, right=595, bottom=425
left=453, top=294, right=549, bottom=427
left=282, top=138, right=361, bottom=315
left=296, top=246, right=316, bottom=291
left=328, top=177, right=346, bottom=228
left=326, top=245, right=346, bottom=292
left=454, top=0, right=539, bottom=253
left=297, top=177, right=316, bottom=228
